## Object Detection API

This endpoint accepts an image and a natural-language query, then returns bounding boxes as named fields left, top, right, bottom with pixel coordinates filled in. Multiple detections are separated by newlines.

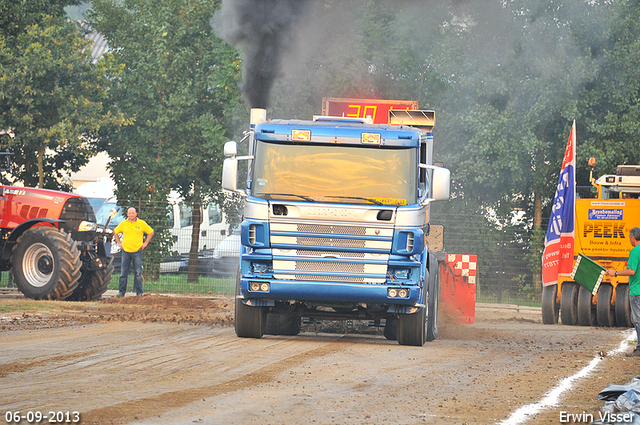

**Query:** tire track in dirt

left=0, top=351, right=97, bottom=379
left=81, top=338, right=355, bottom=425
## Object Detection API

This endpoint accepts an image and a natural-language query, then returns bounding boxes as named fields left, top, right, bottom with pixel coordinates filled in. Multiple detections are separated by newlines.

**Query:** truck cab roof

left=255, top=119, right=426, bottom=148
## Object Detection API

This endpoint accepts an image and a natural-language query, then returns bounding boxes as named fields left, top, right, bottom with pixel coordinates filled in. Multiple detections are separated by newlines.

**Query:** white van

left=96, top=193, right=230, bottom=273
left=74, top=178, right=116, bottom=214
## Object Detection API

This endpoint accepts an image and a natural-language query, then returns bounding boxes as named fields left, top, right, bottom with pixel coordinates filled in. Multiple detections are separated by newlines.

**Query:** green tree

left=580, top=0, right=640, bottom=174
left=0, top=0, right=80, bottom=41
left=88, top=0, right=241, bottom=281
left=0, top=2, right=126, bottom=189
left=429, top=0, right=608, bottom=291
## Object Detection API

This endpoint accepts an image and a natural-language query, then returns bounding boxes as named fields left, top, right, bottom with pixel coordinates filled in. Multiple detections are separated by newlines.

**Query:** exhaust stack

left=250, top=108, right=267, bottom=128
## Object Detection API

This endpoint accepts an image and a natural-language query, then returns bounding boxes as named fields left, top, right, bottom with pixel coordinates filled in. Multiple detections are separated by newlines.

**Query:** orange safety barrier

left=439, top=254, right=476, bottom=324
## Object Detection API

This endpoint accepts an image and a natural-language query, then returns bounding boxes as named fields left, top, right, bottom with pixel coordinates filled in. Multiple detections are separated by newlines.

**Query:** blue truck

left=222, top=105, right=450, bottom=346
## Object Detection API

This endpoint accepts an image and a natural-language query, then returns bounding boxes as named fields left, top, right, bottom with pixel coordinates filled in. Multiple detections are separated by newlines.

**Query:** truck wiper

left=325, top=195, right=384, bottom=206
left=262, top=193, right=316, bottom=202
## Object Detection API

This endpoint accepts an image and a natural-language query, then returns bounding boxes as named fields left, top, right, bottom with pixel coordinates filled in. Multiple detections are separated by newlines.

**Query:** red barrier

left=439, top=254, right=476, bottom=324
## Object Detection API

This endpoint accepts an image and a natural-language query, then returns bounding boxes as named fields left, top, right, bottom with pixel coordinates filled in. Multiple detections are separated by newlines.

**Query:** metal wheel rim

left=22, top=243, right=54, bottom=288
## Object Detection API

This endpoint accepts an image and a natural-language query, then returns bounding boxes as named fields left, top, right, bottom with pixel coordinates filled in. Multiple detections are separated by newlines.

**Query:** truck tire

left=560, top=282, right=579, bottom=325
left=426, top=255, right=440, bottom=342
left=67, top=259, right=115, bottom=301
left=542, top=284, right=559, bottom=324
left=397, top=306, right=427, bottom=346
left=11, top=227, right=81, bottom=300
left=234, top=272, right=266, bottom=338
left=383, top=317, right=398, bottom=341
left=265, top=313, right=302, bottom=336
left=596, top=283, right=616, bottom=327
left=615, top=284, right=632, bottom=328
left=577, top=285, right=597, bottom=326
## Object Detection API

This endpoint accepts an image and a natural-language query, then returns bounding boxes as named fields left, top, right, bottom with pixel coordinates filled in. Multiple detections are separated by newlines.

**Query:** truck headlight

left=388, top=287, right=410, bottom=298
left=249, top=281, right=270, bottom=292
left=78, top=221, right=97, bottom=232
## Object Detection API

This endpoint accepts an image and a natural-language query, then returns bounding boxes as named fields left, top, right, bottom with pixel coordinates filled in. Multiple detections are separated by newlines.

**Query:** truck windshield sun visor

left=252, top=141, right=417, bottom=206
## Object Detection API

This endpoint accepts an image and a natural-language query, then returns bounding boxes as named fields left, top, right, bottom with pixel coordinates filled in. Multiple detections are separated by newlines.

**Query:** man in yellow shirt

left=114, top=207, right=154, bottom=297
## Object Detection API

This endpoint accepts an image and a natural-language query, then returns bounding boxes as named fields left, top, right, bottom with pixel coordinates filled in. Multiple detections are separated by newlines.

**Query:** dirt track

left=1, top=291, right=639, bottom=425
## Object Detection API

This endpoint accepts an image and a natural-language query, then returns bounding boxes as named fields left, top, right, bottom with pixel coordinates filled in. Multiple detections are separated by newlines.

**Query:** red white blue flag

left=542, top=121, right=576, bottom=286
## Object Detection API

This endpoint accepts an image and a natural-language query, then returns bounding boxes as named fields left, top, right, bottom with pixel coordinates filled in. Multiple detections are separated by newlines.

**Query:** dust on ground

left=0, top=293, right=234, bottom=331
left=1, top=291, right=639, bottom=425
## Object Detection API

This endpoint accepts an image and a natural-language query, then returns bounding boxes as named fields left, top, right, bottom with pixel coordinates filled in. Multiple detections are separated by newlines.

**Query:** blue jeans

left=630, top=295, right=640, bottom=349
left=119, top=250, right=143, bottom=295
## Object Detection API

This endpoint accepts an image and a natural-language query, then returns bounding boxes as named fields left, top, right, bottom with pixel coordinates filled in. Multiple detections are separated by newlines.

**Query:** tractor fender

left=1, top=218, right=61, bottom=261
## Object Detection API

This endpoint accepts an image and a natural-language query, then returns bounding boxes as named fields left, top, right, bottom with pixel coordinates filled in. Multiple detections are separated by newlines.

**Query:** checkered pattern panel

left=446, top=254, right=477, bottom=284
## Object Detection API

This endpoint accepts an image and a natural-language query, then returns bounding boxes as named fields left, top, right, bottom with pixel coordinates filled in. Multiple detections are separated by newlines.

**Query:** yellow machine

left=542, top=163, right=640, bottom=326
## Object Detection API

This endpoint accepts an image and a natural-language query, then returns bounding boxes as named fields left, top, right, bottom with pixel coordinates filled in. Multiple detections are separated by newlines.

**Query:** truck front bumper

left=238, top=277, right=422, bottom=306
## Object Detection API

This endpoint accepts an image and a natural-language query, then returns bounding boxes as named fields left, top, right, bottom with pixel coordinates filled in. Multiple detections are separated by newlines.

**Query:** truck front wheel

left=596, top=283, right=616, bottom=327
left=265, top=313, right=301, bottom=336
left=397, top=306, right=427, bottom=346
left=577, top=285, right=597, bottom=326
left=11, top=227, right=82, bottom=300
left=615, top=284, right=632, bottom=328
left=383, top=317, right=398, bottom=341
left=541, top=285, right=559, bottom=324
left=234, top=273, right=266, bottom=338
left=560, top=282, right=579, bottom=325
left=426, top=255, right=440, bottom=342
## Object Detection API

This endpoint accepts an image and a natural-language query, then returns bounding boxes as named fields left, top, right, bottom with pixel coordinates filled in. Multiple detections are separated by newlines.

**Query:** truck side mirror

left=222, top=140, right=252, bottom=196
left=224, top=141, right=237, bottom=157
left=222, top=157, right=239, bottom=193
left=431, top=167, right=451, bottom=201
left=419, top=164, right=451, bottom=204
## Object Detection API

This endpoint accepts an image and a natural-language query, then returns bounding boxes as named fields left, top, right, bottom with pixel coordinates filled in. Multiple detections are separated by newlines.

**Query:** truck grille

left=270, top=221, right=392, bottom=284
left=295, top=261, right=364, bottom=273
left=297, top=224, right=367, bottom=235
left=297, top=237, right=366, bottom=248
left=297, top=275, right=365, bottom=283
left=296, top=250, right=366, bottom=258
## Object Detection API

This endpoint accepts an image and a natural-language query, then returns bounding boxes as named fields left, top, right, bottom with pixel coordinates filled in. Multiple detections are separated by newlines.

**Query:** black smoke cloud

left=216, top=0, right=311, bottom=109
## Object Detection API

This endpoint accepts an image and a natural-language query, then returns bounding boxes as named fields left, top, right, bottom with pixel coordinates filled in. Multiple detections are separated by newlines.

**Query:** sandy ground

left=1, top=290, right=638, bottom=425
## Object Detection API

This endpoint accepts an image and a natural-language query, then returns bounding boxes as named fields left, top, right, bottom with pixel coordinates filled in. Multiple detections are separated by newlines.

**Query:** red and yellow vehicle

left=543, top=163, right=640, bottom=326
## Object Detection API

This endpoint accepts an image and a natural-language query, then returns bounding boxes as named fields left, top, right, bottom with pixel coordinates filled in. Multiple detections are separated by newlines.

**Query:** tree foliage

left=0, top=1, right=126, bottom=189
left=87, top=0, right=241, bottom=280
left=5, top=0, right=640, bottom=293
left=580, top=0, right=640, bottom=173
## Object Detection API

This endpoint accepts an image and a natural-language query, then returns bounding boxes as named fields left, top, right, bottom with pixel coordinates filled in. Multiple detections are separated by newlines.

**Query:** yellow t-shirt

left=114, top=218, right=154, bottom=253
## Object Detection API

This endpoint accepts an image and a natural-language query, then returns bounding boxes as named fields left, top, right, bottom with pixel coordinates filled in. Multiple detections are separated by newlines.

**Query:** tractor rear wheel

left=542, top=284, right=559, bottom=324
left=67, top=259, right=115, bottom=301
left=596, top=283, right=617, bottom=327
left=11, top=227, right=81, bottom=300
left=577, top=285, right=597, bottom=326
left=560, top=282, right=579, bottom=325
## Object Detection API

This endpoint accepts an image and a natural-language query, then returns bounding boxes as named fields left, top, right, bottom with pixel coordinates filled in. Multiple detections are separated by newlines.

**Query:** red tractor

left=0, top=152, right=113, bottom=301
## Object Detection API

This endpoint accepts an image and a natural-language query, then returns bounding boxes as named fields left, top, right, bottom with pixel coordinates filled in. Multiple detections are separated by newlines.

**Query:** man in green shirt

left=608, top=227, right=640, bottom=357
left=113, top=207, right=154, bottom=297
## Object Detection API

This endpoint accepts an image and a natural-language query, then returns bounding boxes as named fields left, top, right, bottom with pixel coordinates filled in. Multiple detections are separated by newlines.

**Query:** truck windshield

left=252, top=141, right=417, bottom=205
